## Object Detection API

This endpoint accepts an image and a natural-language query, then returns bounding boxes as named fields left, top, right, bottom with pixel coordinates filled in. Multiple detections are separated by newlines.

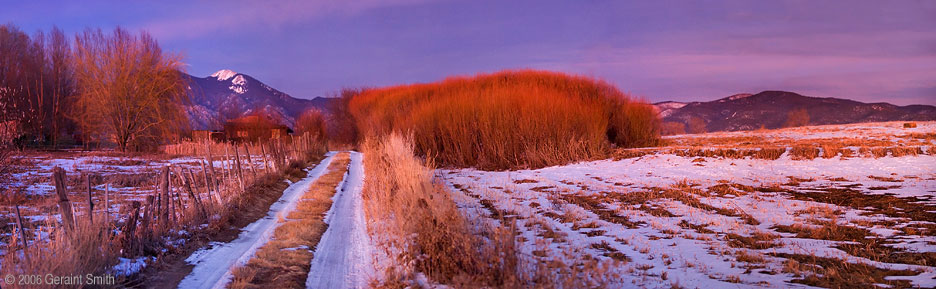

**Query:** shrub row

left=348, top=70, right=660, bottom=170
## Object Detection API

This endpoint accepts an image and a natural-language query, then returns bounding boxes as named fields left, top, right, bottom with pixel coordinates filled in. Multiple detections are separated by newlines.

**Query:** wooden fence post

left=52, top=167, right=75, bottom=232
left=158, top=166, right=170, bottom=231
left=232, top=143, right=245, bottom=191
left=125, top=201, right=142, bottom=253
left=104, top=184, right=110, bottom=225
left=174, top=181, right=187, bottom=219
left=244, top=144, right=257, bottom=181
left=201, top=164, right=220, bottom=204
left=141, top=195, right=155, bottom=240
left=223, top=145, right=230, bottom=186
left=260, top=142, right=270, bottom=174
left=186, top=168, right=206, bottom=205
left=206, top=142, right=218, bottom=193
left=174, top=167, right=206, bottom=218
left=293, top=137, right=299, bottom=161
left=200, top=160, right=212, bottom=195
left=87, top=174, right=94, bottom=224
left=15, top=204, right=29, bottom=260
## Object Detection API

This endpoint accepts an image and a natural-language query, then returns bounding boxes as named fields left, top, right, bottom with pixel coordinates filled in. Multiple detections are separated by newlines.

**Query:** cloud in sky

left=140, top=0, right=439, bottom=40
left=3, top=0, right=934, bottom=105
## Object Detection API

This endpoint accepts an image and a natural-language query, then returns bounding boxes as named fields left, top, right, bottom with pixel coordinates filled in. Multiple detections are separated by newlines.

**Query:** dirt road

left=177, top=153, right=337, bottom=289
left=305, top=151, right=374, bottom=289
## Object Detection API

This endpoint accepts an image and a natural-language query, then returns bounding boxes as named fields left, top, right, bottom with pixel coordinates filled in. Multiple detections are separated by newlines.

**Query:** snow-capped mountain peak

left=210, top=69, right=238, bottom=81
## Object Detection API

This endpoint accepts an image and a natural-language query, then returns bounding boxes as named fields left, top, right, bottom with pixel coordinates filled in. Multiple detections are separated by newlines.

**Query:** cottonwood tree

left=70, top=27, right=188, bottom=151
left=687, top=116, right=707, bottom=134
left=661, top=121, right=686, bottom=135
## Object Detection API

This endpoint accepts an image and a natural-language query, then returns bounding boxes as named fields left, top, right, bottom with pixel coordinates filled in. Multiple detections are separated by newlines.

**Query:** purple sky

left=4, top=0, right=935, bottom=105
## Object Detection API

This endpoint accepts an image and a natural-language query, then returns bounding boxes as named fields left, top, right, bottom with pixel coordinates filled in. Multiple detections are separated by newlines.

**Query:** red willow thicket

left=348, top=70, right=661, bottom=170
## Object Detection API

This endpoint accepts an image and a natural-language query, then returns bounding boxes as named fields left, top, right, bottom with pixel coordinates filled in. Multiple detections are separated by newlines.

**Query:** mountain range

left=183, top=70, right=332, bottom=130
left=182, top=71, right=934, bottom=134
left=654, top=91, right=936, bottom=133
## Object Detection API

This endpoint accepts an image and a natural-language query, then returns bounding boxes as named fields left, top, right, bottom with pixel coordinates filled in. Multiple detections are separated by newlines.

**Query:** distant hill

left=654, top=91, right=936, bottom=132
left=183, top=70, right=334, bottom=130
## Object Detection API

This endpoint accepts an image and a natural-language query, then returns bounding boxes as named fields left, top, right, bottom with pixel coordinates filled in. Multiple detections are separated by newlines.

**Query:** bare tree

left=46, top=27, right=74, bottom=147
left=784, top=108, right=810, bottom=128
left=296, top=108, right=327, bottom=141
left=0, top=25, right=76, bottom=147
left=0, top=24, right=39, bottom=145
left=70, top=27, right=189, bottom=152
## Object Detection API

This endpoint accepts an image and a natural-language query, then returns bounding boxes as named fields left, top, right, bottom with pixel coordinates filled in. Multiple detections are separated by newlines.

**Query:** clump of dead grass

left=790, top=145, right=820, bottom=160
left=362, top=134, right=520, bottom=287
left=775, top=253, right=918, bottom=288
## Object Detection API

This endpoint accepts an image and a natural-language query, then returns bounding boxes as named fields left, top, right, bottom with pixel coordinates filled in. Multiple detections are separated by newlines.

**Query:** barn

left=222, top=115, right=293, bottom=142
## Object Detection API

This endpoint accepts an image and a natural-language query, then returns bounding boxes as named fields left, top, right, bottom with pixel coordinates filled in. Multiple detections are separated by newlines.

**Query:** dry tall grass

left=3, top=219, right=119, bottom=289
left=362, top=134, right=521, bottom=287
left=349, top=70, right=660, bottom=170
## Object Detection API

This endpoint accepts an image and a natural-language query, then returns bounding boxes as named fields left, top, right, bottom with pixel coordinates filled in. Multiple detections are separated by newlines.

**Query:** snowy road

left=177, top=153, right=337, bottom=289
left=306, top=151, right=375, bottom=289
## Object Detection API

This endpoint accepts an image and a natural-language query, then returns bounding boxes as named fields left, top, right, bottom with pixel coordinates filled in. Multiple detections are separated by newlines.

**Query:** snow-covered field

left=441, top=122, right=936, bottom=288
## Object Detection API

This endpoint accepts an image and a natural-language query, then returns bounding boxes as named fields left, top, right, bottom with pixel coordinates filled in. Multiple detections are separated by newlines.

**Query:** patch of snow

left=114, top=256, right=153, bottom=276
left=210, top=69, right=237, bottom=81
left=231, top=75, right=246, bottom=86
left=228, top=75, right=248, bottom=94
